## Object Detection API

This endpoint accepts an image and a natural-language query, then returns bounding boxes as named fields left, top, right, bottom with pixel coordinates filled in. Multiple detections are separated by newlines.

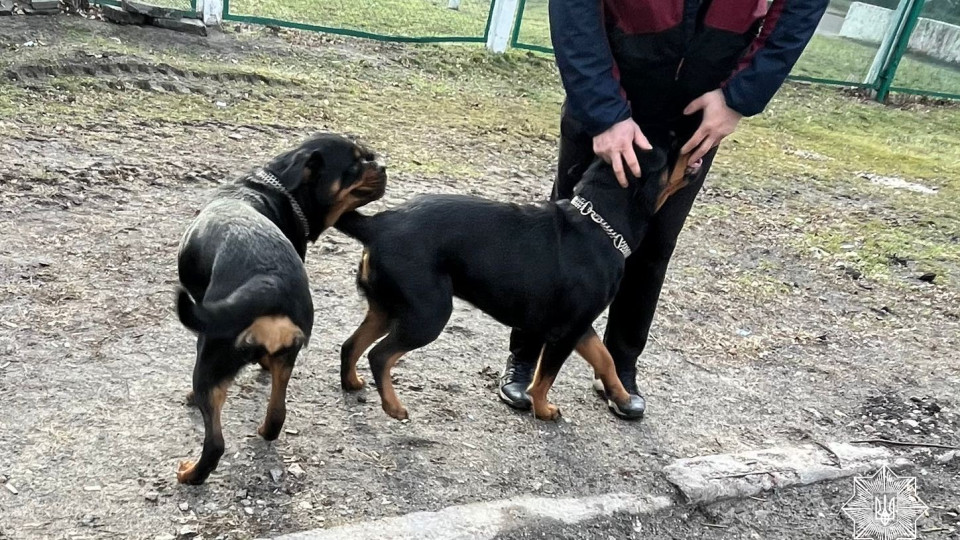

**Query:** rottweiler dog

left=335, top=147, right=689, bottom=421
left=175, top=133, right=386, bottom=485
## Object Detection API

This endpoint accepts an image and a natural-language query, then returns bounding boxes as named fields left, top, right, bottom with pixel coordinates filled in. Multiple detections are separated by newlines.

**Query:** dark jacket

left=550, top=0, right=829, bottom=135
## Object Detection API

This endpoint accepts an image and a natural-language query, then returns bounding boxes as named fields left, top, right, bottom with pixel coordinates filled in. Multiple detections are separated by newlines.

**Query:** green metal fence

left=91, top=0, right=958, bottom=102
left=511, top=0, right=960, bottom=102
left=222, top=0, right=495, bottom=44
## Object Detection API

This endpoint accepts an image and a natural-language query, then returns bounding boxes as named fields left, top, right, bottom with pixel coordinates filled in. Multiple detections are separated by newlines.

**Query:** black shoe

left=498, top=355, right=534, bottom=410
left=593, top=374, right=645, bottom=420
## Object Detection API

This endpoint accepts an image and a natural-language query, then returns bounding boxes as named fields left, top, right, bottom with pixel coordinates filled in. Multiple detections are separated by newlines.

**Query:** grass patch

left=226, top=0, right=492, bottom=38
left=2, top=18, right=958, bottom=287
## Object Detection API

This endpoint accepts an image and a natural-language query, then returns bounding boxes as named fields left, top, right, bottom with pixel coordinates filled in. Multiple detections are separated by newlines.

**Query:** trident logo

left=874, top=492, right=897, bottom=526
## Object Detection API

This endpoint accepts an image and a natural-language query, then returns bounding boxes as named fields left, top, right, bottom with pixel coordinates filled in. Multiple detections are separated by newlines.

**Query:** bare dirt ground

left=0, top=15, right=958, bottom=540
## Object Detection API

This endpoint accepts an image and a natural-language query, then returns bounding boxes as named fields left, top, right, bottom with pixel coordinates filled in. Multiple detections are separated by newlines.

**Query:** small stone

left=902, top=419, right=920, bottom=428
left=144, top=491, right=160, bottom=503
left=234, top=489, right=247, bottom=499
left=154, top=535, right=176, bottom=540
left=284, top=428, right=299, bottom=435
left=844, top=266, right=862, bottom=280
left=298, top=501, right=313, bottom=510
left=178, top=525, right=199, bottom=538
left=356, top=395, right=367, bottom=404
left=243, top=507, right=254, bottom=515
left=5, top=483, right=18, bottom=495
left=288, top=463, right=305, bottom=479
left=918, top=272, right=937, bottom=283
left=178, top=501, right=189, bottom=511
left=863, top=425, right=877, bottom=433
left=269, top=468, right=283, bottom=482
left=152, top=17, right=208, bottom=37
left=936, top=451, right=957, bottom=464
left=101, top=4, right=145, bottom=24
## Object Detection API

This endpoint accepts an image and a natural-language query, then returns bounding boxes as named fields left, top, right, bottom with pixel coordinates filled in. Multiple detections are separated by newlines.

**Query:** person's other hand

left=592, top=118, right=652, bottom=188
left=681, top=89, right=742, bottom=164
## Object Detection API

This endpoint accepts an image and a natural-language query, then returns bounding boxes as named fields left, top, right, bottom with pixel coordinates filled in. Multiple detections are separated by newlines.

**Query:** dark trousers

left=508, top=112, right=716, bottom=383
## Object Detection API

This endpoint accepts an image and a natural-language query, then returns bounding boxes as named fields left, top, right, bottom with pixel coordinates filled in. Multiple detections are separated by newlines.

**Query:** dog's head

left=265, top=133, right=387, bottom=240
left=573, top=146, right=690, bottom=217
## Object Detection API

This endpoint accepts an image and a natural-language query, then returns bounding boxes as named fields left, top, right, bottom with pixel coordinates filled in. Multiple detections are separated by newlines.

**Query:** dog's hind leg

left=575, top=328, right=631, bottom=408
left=258, top=352, right=297, bottom=440
left=235, top=315, right=305, bottom=440
left=340, top=301, right=389, bottom=391
left=527, top=332, right=583, bottom=421
left=178, top=339, right=233, bottom=485
left=368, top=294, right=451, bottom=420
left=367, top=335, right=411, bottom=420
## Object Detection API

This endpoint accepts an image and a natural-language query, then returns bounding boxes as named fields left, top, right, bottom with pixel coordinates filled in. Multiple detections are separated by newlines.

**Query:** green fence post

left=509, top=0, right=526, bottom=49
left=875, top=0, right=926, bottom=102
left=865, top=0, right=910, bottom=89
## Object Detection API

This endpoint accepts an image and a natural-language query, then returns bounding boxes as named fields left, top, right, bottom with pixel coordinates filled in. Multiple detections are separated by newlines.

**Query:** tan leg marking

left=259, top=356, right=293, bottom=440
left=177, top=381, right=230, bottom=484
left=359, top=250, right=372, bottom=283
left=527, top=348, right=561, bottom=421
left=235, top=316, right=304, bottom=355
left=378, top=352, right=408, bottom=420
left=575, top=331, right=630, bottom=405
left=341, top=303, right=388, bottom=391
left=655, top=152, right=691, bottom=213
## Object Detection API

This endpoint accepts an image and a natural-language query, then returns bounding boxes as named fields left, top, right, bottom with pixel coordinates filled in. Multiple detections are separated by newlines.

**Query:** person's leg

left=597, top=146, right=718, bottom=419
left=499, top=106, right=595, bottom=410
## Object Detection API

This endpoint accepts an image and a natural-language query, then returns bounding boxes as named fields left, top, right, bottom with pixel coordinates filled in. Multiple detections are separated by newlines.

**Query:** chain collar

left=571, top=195, right=631, bottom=258
left=247, top=169, right=310, bottom=239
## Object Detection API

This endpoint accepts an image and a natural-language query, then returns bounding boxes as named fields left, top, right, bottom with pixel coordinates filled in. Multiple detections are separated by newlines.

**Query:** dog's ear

left=300, top=150, right=325, bottom=186
left=637, top=147, right=668, bottom=180
left=274, top=149, right=324, bottom=191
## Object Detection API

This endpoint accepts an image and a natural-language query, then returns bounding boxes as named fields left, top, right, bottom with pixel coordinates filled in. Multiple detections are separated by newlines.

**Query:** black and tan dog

left=175, top=133, right=386, bottom=485
left=335, top=147, right=689, bottom=421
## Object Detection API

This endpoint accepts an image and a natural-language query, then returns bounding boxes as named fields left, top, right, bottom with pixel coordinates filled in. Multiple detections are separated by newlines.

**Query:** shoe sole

left=498, top=386, right=532, bottom=411
left=592, top=378, right=644, bottom=420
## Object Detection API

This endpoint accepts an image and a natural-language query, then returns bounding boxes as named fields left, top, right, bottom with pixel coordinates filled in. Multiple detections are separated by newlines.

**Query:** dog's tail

left=176, top=276, right=283, bottom=338
left=334, top=211, right=377, bottom=244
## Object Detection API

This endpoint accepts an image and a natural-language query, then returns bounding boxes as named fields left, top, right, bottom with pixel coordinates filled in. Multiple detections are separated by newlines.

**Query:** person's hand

left=592, top=118, right=652, bottom=188
left=680, top=89, right=742, bottom=164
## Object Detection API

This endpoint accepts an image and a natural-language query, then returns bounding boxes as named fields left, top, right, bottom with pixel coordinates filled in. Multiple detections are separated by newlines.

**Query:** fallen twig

left=850, top=439, right=960, bottom=451
left=682, top=357, right=716, bottom=374
left=813, top=441, right=843, bottom=468
left=709, top=469, right=786, bottom=479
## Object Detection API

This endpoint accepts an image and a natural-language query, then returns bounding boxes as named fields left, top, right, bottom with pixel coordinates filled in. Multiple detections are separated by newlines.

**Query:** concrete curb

left=662, top=441, right=911, bottom=504
left=270, top=442, right=907, bottom=539
left=270, top=492, right=673, bottom=540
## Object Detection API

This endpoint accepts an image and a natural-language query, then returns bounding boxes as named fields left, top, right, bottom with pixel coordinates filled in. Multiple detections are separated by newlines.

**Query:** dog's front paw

left=383, top=403, right=409, bottom=421
left=533, top=402, right=561, bottom=421
left=341, top=374, right=365, bottom=391
left=176, top=460, right=200, bottom=484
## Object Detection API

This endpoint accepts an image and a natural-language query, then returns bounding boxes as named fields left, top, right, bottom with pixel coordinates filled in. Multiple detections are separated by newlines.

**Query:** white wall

left=839, top=1, right=960, bottom=65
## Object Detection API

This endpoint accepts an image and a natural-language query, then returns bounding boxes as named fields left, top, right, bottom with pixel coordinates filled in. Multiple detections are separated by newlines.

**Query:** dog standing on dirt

left=175, top=133, right=386, bottom=485
left=336, top=147, right=689, bottom=421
